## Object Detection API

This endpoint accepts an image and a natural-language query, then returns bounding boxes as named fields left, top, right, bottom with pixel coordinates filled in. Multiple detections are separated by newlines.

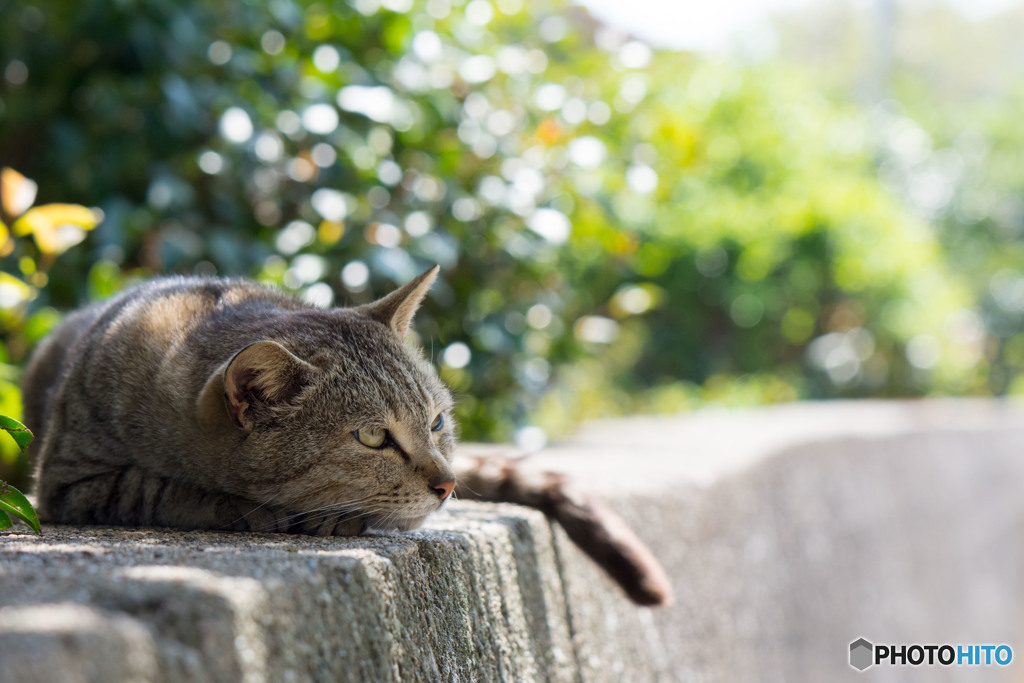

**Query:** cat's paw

left=325, top=515, right=367, bottom=536
left=282, top=512, right=366, bottom=536
left=228, top=503, right=290, bottom=533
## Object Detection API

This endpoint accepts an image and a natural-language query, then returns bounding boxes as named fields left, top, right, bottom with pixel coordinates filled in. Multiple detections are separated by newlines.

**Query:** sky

left=573, top=0, right=1023, bottom=52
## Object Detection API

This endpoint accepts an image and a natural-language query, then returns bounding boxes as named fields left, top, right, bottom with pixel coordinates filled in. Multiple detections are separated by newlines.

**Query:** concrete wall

left=2, top=399, right=1024, bottom=681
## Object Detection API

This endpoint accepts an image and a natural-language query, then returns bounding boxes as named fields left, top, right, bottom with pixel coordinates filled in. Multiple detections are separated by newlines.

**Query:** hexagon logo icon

left=850, top=638, right=874, bottom=671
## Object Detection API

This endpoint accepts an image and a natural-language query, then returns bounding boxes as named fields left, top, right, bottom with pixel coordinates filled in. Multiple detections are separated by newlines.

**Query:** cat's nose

left=431, top=477, right=456, bottom=501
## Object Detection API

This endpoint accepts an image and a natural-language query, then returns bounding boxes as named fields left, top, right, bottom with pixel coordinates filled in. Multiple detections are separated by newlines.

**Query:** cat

left=21, top=266, right=671, bottom=606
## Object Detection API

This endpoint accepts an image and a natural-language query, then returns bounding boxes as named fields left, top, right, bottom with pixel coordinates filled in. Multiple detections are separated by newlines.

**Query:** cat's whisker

left=456, top=480, right=481, bottom=497
left=248, top=494, right=384, bottom=532
left=271, top=501, right=373, bottom=527
left=286, top=496, right=392, bottom=524
left=282, top=506, right=371, bottom=529
left=373, top=506, right=410, bottom=531
left=299, top=504, right=400, bottom=532
left=226, top=489, right=287, bottom=528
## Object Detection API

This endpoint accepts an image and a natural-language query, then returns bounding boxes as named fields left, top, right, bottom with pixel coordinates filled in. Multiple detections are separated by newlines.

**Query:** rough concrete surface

left=3, top=399, right=1024, bottom=682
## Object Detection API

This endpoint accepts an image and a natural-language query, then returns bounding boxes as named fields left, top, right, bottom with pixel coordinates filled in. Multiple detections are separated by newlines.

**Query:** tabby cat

left=22, top=267, right=671, bottom=606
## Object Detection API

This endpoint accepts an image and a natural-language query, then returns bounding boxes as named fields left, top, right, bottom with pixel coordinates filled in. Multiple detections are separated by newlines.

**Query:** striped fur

left=24, top=268, right=455, bottom=535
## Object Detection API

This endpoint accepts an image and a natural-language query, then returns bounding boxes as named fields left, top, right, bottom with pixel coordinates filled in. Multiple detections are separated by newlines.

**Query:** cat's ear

left=222, top=341, right=315, bottom=428
left=356, top=265, right=439, bottom=338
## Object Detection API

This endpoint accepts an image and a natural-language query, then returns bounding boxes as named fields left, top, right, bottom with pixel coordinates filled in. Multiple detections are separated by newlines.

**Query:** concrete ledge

left=4, top=400, right=1024, bottom=681
left=0, top=505, right=578, bottom=682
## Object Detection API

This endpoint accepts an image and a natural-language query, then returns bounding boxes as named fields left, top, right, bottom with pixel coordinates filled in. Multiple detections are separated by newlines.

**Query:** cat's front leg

left=37, top=462, right=295, bottom=533
left=40, top=459, right=370, bottom=536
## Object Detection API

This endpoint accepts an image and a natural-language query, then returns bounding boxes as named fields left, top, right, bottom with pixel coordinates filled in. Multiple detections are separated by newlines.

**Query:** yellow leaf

left=0, top=220, right=10, bottom=258
left=1, top=168, right=37, bottom=218
left=12, top=203, right=103, bottom=255
left=13, top=203, right=100, bottom=235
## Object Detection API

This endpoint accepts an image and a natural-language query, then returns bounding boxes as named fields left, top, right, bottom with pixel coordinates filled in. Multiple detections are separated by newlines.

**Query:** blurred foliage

left=772, top=0, right=1024, bottom=399
left=0, top=166, right=101, bottom=476
left=0, top=0, right=1009, bottom=487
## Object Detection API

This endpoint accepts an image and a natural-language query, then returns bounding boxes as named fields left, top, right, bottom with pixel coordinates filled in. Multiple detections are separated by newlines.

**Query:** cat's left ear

left=223, top=341, right=316, bottom=429
left=356, top=265, right=439, bottom=338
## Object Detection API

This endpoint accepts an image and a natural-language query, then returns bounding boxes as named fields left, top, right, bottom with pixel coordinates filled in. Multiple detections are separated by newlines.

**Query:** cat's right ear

left=355, top=264, right=439, bottom=338
left=199, top=341, right=315, bottom=432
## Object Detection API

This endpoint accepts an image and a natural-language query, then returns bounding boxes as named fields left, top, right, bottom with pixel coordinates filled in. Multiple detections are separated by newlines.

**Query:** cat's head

left=198, top=266, right=457, bottom=533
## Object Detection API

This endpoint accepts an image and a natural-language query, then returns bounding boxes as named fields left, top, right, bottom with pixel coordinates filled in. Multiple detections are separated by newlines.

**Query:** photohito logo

left=849, top=638, right=1013, bottom=671
left=849, top=638, right=873, bottom=671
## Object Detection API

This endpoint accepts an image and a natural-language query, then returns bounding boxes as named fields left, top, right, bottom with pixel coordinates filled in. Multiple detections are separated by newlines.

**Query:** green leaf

left=0, top=511, right=11, bottom=531
left=0, top=484, right=40, bottom=534
left=0, top=414, right=33, bottom=451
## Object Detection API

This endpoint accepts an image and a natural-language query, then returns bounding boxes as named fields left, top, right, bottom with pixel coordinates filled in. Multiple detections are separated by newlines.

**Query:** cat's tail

left=452, top=452, right=674, bottom=607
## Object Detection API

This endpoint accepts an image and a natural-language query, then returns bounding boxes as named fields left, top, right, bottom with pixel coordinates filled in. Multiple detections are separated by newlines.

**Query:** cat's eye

left=431, top=414, right=444, bottom=432
left=354, top=427, right=387, bottom=448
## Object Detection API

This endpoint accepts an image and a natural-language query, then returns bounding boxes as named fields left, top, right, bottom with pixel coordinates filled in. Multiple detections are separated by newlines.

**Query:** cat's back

left=22, top=277, right=302, bottom=449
